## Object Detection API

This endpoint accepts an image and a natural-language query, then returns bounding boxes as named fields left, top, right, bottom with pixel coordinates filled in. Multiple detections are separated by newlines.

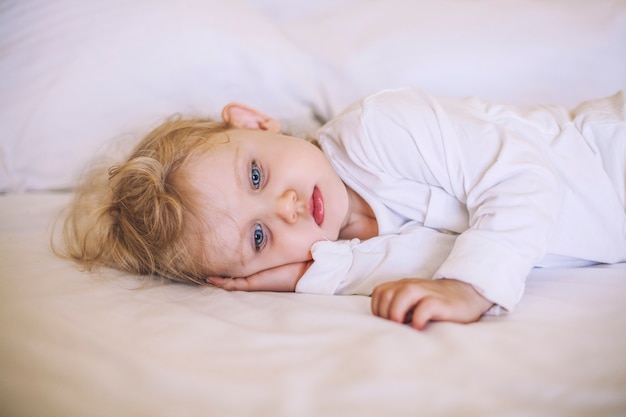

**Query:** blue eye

left=253, top=224, right=265, bottom=251
left=251, top=162, right=261, bottom=189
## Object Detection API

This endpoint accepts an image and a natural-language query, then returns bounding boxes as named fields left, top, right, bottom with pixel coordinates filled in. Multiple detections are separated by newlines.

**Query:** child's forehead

left=192, top=167, right=264, bottom=258
left=188, top=131, right=236, bottom=163
left=196, top=130, right=285, bottom=161
left=229, top=128, right=292, bottom=141
left=207, top=237, right=259, bottom=279
left=194, top=209, right=247, bottom=276
left=201, top=129, right=261, bottom=150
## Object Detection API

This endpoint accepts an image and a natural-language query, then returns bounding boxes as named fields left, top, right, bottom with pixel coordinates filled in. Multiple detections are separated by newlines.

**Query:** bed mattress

left=1, top=192, right=625, bottom=416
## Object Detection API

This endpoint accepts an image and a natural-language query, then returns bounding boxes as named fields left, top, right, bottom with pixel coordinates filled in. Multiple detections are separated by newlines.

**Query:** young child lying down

left=57, top=87, right=626, bottom=330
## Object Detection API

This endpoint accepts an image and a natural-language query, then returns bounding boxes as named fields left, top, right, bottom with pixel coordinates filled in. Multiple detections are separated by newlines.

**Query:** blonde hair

left=54, top=116, right=230, bottom=285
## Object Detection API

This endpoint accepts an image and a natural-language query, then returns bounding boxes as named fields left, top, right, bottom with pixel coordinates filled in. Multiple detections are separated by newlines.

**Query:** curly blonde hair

left=54, top=116, right=231, bottom=285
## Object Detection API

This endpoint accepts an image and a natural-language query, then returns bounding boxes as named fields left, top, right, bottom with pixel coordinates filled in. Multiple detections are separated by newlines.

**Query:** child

left=57, top=87, right=626, bottom=330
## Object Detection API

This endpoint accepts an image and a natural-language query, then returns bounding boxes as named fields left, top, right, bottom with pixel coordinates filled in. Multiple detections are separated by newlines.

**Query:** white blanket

left=1, top=192, right=626, bottom=416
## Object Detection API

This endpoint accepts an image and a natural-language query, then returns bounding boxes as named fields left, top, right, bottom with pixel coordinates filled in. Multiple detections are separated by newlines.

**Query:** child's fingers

left=206, top=276, right=251, bottom=291
left=371, top=280, right=425, bottom=322
left=371, top=283, right=405, bottom=319
left=206, top=261, right=311, bottom=292
left=370, top=284, right=392, bottom=318
left=385, top=287, right=423, bottom=323
left=206, top=275, right=274, bottom=291
left=409, top=297, right=442, bottom=330
left=205, top=276, right=228, bottom=288
left=373, top=278, right=493, bottom=329
left=409, top=293, right=487, bottom=329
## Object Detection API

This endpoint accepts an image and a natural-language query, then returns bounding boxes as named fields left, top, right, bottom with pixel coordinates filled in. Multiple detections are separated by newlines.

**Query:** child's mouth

left=311, top=186, right=324, bottom=226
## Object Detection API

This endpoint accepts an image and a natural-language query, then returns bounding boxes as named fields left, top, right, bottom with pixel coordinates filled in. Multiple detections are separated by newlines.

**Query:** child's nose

left=276, top=190, right=298, bottom=223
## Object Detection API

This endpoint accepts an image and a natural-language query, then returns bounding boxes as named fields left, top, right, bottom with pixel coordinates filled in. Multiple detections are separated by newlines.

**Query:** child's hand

left=371, top=278, right=493, bottom=330
left=206, top=261, right=312, bottom=292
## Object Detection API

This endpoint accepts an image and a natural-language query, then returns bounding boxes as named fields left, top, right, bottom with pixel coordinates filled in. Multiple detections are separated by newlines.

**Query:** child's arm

left=371, top=278, right=493, bottom=330
left=206, top=261, right=312, bottom=292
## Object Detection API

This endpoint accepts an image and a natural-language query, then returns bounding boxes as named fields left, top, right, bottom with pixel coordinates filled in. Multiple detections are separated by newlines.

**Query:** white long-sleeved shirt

left=296, top=88, right=626, bottom=311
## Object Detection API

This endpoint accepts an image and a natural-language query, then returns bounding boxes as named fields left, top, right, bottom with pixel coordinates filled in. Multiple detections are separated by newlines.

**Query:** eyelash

left=253, top=224, right=265, bottom=251
left=250, top=161, right=265, bottom=251
left=251, top=161, right=262, bottom=190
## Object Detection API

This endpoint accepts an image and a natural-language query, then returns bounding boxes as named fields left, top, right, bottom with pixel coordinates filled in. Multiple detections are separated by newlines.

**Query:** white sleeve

left=295, top=223, right=456, bottom=296
left=418, top=95, right=566, bottom=310
left=432, top=160, right=564, bottom=311
left=331, top=89, right=566, bottom=311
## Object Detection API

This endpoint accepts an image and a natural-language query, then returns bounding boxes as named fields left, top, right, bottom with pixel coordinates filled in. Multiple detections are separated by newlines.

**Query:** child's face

left=187, top=129, right=350, bottom=278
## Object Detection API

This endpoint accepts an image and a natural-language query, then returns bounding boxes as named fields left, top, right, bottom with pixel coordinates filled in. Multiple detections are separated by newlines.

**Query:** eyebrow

left=234, top=143, right=243, bottom=190
left=232, top=144, right=250, bottom=269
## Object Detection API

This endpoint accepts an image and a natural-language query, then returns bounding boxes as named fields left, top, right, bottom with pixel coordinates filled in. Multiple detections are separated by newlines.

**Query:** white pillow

left=280, top=0, right=626, bottom=114
left=244, top=0, right=368, bottom=23
left=0, top=0, right=327, bottom=192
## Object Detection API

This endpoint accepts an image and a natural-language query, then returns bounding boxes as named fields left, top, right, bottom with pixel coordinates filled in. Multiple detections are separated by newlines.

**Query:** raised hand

left=206, top=261, right=313, bottom=292
left=371, top=278, right=494, bottom=330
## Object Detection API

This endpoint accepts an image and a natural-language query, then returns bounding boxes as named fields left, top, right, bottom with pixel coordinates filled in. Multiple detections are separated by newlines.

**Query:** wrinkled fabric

left=296, top=88, right=626, bottom=311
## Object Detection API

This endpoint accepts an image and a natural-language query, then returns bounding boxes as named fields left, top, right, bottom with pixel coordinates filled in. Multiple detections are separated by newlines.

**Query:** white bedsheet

left=2, top=1, right=626, bottom=415
left=1, top=192, right=625, bottom=416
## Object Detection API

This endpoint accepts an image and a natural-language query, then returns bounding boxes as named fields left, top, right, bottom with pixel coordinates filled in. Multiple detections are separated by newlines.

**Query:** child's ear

left=221, top=103, right=281, bottom=133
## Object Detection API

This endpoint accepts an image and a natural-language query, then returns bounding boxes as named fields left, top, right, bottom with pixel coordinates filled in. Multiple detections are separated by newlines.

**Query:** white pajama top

left=295, top=88, right=626, bottom=311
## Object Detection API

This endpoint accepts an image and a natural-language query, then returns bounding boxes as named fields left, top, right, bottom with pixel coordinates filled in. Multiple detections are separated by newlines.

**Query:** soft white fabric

left=3, top=0, right=626, bottom=194
left=297, top=223, right=456, bottom=296
left=2, top=1, right=626, bottom=415
left=2, top=192, right=626, bottom=417
left=0, top=0, right=327, bottom=192
left=279, top=0, right=626, bottom=114
left=296, top=88, right=626, bottom=311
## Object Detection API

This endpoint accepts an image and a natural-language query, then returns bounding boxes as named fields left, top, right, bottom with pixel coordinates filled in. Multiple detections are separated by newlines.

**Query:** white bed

left=1, top=1, right=626, bottom=416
